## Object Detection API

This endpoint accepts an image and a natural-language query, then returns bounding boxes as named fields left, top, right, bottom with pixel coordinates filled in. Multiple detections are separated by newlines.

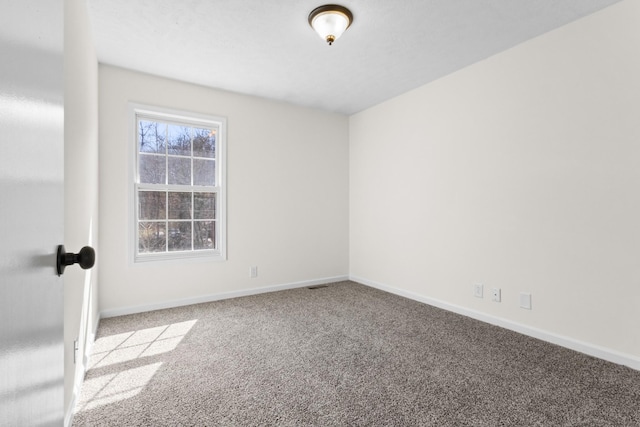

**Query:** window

left=132, top=105, right=226, bottom=262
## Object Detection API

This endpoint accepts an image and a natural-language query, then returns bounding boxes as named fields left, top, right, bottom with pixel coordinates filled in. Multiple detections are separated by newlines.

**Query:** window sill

left=134, top=250, right=225, bottom=264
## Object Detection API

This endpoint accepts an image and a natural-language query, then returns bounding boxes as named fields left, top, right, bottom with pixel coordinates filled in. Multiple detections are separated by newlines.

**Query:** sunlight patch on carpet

left=75, top=319, right=198, bottom=413
left=79, top=362, right=162, bottom=411
left=88, top=319, right=197, bottom=369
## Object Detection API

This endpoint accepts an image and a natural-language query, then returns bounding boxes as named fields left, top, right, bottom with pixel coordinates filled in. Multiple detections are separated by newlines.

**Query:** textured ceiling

left=87, top=0, right=621, bottom=115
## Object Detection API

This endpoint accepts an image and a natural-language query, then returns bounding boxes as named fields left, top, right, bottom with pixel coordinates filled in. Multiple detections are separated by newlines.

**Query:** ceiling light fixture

left=308, top=4, right=353, bottom=46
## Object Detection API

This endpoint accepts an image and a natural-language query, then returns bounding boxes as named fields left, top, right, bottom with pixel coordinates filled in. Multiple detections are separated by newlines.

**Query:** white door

left=0, top=1, right=65, bottom=425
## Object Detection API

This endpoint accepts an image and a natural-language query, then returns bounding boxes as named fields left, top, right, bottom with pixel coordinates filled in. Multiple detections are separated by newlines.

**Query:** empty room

left=2, top=0, right=639, bottom=425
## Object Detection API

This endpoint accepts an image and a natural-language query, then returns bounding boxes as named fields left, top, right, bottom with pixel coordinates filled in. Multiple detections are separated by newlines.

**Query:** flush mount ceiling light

left=308, top=4, right=353, bottom=46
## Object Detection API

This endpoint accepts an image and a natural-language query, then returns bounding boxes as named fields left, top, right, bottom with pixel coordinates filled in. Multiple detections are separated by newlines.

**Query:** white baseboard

left=351, top=275, right=640, bottom=372
left=64, top=313, right=100, bottom=427
left=100, top=275, right=350, bottom=319
left=64, top=396, right=74, bottom=427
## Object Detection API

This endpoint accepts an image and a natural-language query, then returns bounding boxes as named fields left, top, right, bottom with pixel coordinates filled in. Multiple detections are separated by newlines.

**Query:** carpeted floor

left=73, top=281, right=640, bottom=426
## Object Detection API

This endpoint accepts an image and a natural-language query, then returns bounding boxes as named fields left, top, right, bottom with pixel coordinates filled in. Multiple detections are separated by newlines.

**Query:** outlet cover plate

left=520, top=292, right=532, bottom=309
left=474, top=283, right=483, bottom=298
left=491, top=288, right=501, bottom=302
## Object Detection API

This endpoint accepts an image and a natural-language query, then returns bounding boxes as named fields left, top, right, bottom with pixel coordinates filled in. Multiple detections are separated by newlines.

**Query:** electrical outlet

left=473, top=283, right=483, bottom=298
left=520, top=292, right=532, bottom=310
left=250, top=266, right=258, bottom=278
left=491, top=288, right=501, bottom=302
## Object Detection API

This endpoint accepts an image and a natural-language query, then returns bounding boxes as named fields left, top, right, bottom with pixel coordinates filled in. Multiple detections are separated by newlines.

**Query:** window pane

left=194, top=221, right=215, bottom=250
left=139, top=120, right=166, bottom=154
left=194, top=193, right=215, bottom=219
left=139, top=191, right=166, bottom=220
left=168, top=192, right=192, bottom=219
left=139, top=154, right=166, bottom=184
left=168, top=157, right=191, bottom=185
left=139, top=222, right=166, bottom=253
left=168, top=222, right=192, bottom=251
left=167, top=124, right=191, bottom=156
left=193, top=127, right=216, bottom=158
left=193, top=159, right=215, bottom=186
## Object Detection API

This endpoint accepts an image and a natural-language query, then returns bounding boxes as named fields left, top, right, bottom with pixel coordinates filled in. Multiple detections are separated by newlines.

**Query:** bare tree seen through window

left=137, top=118, right=218, bottom=254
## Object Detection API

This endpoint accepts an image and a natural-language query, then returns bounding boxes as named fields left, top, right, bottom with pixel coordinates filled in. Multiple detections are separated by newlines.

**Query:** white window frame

left=130, top=103, right=227, bottom=263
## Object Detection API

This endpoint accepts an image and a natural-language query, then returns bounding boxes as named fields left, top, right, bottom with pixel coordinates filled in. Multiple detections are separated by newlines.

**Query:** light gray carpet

left=73, top=281, right=640, bottom=426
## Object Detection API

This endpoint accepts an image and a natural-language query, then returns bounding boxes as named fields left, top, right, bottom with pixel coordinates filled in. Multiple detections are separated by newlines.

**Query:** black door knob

left=57, top=245, right=95, bottom=276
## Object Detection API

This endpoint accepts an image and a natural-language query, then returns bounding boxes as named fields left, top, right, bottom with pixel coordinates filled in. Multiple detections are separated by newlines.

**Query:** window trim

left=129, top=103, right=227, bottom=263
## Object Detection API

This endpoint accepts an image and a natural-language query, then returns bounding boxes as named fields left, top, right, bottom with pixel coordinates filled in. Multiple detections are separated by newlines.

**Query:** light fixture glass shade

left=309, top=5, right=353, bottom=45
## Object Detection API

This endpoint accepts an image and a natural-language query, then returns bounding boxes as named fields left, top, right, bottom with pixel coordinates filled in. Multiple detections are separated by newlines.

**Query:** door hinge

left=73, top=339, right=79, bottom=364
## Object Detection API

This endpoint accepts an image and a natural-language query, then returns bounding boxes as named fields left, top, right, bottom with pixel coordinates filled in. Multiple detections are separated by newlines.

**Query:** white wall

left=350, top=0, right=640, bottom=363
left=98, top=65, right=349, bottom=314
left=63, top=0, right=100, bottom=423
left=64, top=0, right=99, bottom=422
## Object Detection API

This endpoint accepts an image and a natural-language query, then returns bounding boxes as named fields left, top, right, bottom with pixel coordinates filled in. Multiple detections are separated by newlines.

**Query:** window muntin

left=133, top=107, right=225, bottom=262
